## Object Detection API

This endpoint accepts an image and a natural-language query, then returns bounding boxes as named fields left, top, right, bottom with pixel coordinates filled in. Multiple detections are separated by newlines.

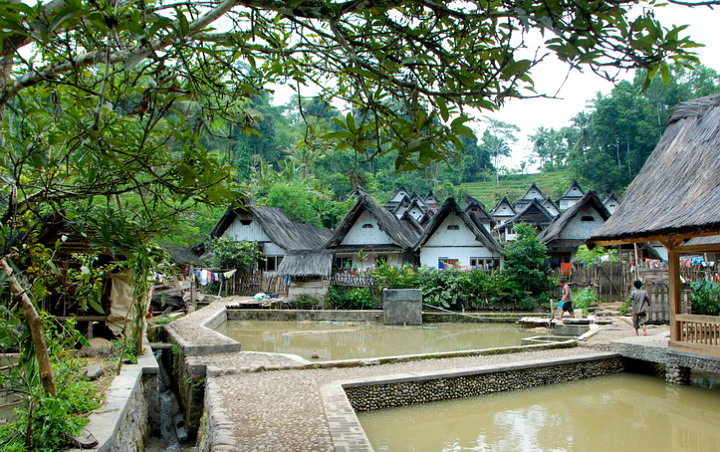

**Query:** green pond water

left=358, top=373, right=720, bottom=452
left=217, top=321, right=532, bottom=361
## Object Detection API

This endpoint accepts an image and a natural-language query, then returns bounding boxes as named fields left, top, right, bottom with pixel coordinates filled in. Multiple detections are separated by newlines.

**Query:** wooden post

left=633, top=243, right=640, bottom=280
left=665, top=243, right=682, bottom=342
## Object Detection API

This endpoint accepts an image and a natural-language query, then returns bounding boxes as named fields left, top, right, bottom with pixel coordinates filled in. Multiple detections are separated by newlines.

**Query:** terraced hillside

left=458, top=168, right=576, bottom=208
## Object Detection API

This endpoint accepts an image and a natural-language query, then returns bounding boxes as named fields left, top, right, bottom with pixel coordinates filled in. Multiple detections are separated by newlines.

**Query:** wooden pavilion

left=590, top=94, right=720, bottom=358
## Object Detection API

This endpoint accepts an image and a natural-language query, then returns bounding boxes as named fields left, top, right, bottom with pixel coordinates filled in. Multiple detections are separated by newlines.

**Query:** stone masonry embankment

left=343, top=354, right=624, bottom=411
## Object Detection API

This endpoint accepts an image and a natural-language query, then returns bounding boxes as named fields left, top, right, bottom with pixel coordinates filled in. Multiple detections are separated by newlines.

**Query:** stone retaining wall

left=70, top=345, right=159, bottom=452
left=343, top=355, right=624, bottom=412
left=197, top=379, right=236, bottom=452
left=227, top=309, right=382, bottom=322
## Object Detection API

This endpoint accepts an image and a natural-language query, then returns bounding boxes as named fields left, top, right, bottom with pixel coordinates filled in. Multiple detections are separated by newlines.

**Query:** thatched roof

left=161, top=244, right=206, bottom=267
left=540, top=192, right=611, bottom=244
left=209, top=205, right=332, bottom=250
left=518, top=183, right=547, bottom=201
left=327, top=190, right=420, bottom=250
left=400, top=210, right=425, bottom=236
left=277, top=249, right=333, bottom=277
left=414, top=198, right=502, bottom=253
left=494, top=199, right=554, bottom=231
left=558, top=180, right=585, bottom=200
left=591, top=94, right=720, bottom=244
left=541, top=198, right=560, bottom=217
left=491, top=196, right=516, bottom=217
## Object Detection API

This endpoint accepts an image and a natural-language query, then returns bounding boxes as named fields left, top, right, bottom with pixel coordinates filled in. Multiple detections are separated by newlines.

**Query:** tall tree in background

left=479, top=118, right=520, bottom=186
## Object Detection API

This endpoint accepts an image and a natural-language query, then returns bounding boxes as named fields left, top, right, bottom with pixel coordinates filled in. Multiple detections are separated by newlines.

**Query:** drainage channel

left=146, top=346, right=197, bottom=452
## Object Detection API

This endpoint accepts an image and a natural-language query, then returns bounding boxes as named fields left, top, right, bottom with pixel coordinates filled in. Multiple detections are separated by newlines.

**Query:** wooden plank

left=669, top=340, right=720, bottom=358
left=667, top=247, right=682, bottom=342
left=676, top=314, right=720, bottom=324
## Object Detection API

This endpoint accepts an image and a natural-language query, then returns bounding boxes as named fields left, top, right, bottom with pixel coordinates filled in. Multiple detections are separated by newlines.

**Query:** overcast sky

left=488, top=2, right=720, bottom=170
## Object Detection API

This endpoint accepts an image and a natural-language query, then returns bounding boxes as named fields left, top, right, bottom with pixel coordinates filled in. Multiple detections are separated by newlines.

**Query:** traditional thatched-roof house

left=541, top=198, right=561, bottom=217
left=494, top=199, right=554, bottom=242
left=590, top=93, right=720, bottom=359
left=326, top=191, right=420, bottom=271
left=539, top=191, right=611, bottom=263
left=557, top=180, right=585, bottom=211
left=490, top=196, right=516, bottom=226
left=401, top=197, right=430, bottom=222
left=603, top=191, right=620, bottom=214
left=414, top=198, right=503, bottom=270
left=423, top=190, right=440, bottom=210
left=462, top=195, right=494, bottom=232
left=208, top=205, right=332, bottom=272
left=514, top=183, right=548, bottom=211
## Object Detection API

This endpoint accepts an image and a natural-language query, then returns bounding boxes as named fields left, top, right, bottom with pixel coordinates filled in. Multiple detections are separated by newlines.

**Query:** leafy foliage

left=372, top=264, right=420, bottom=289
left=573, top=287, right=598, bottom=313
left=326, top=287, right=378, bottom=310
left=574, top=245, right=618, bottom=266
left=206, top=237, right=263, bottom=270
left=502, top=222, right=555, bottom=303
left=689, top=280, right=720, bottom=316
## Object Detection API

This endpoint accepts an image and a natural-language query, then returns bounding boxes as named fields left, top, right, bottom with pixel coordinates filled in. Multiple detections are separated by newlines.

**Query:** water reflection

left=217, top=321, right=531, bottom=361
left=358, top=374, right=720, bottom=452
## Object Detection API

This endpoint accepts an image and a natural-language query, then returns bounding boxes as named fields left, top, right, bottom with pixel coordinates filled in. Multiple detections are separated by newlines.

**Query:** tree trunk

left=0, top=258, right=57, bottom=397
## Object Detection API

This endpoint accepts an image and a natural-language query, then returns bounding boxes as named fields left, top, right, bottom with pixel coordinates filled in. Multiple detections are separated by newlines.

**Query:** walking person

left=556, top=278, right=574, bottom=320
left=630, top=279, right=650, bottom=336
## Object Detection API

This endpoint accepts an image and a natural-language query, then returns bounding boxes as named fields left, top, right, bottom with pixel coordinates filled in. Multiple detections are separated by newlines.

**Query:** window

left=438, top=258, right=458, bottom=269
left=262, top=255, right=283, bottom=272
left=333, top=257, right=352, bottom=272
left=581, top=215, right=595, bottom=222
left=362, top=223, right=374, bottom=229
left=470, top=258, right=500, bottom=270
left=240, top=219, right=252, bottom=226
left=447, top=225, right=460, bottom=230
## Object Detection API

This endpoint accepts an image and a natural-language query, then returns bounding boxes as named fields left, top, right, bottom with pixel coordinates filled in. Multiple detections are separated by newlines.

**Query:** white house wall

left=341, top=211, right=396, bottom=245
left=522, top=188, right=545, bottom=200
left=558, top=198, right=580, bottom=211
left=557, top=204, right=606, bottom=240
left=225, top=217, right=270, bottom=242
left=419, top=212, right=499, bottom=267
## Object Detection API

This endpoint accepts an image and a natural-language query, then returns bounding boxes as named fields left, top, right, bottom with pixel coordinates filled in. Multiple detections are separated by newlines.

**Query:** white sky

left=269, top=3, right=720, bottom=171
left=488, top=3, right=720, bottom=170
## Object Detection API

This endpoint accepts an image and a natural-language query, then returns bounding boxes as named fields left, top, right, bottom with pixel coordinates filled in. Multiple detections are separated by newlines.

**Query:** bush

left=206, top=237, right=263, bottom=270
left=690, top=280, right=720, bottom=316
left=372, top=263, right=419, bottom=289
left=326, top=287, right=379, bottom=309
left=572, top=287, right=597, bottom=314
left=286, top=294, right=323, bottom=309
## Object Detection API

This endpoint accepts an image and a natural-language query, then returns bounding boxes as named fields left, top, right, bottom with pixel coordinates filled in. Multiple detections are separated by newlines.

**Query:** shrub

left=690, top=280, right=720, bottom=316
left=372, top=263, right=419, bottom=289
left=326, top=287, right=379, bottom=310
left=206, top=237, right=263, bottom=270
left=573, top=287, right=597, bottom=314
left=286, top=294, right=323, bottom=309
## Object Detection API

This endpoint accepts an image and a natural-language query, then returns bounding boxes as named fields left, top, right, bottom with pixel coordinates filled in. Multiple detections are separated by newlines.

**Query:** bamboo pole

left=0, top=258, right=57, bottom=397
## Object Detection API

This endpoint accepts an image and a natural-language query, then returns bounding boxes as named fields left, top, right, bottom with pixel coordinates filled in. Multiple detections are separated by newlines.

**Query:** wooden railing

left=330, top=273, right=377, bottom=287
left=670, top=314, right=720, bottom=358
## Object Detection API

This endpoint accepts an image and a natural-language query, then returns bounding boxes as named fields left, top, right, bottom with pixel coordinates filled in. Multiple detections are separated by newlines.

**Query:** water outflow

left=146, top=349, right=194, bottom=452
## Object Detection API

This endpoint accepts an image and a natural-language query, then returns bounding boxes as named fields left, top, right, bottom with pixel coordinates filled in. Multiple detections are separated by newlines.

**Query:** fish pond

left=216, top=320, right=533, bottom=361
left=358, top=373, right=720, bottom=452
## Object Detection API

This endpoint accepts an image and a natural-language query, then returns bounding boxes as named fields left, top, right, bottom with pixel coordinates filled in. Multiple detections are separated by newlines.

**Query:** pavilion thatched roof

left=591, top=94, right=720, bottom=244
left=277, top=249, right=333, bottom=277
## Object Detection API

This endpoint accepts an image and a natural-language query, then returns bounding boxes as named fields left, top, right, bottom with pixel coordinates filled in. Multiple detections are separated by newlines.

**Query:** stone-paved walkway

left=173, top=299, right=668, bottom=451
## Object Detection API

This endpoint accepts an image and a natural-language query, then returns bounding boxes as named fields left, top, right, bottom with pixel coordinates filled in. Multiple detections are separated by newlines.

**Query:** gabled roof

left=209, top=205, right=332, bottom=250
left=495, top=199, right=554, bottom=231
left=603, top=191, right=620, bottom=205
left=541, top=198, right=560, bottom=217
left=558, top=180, right=585, bottom=200
left=540, top=192, right=611, bottom=244
left=518, top=183, right=548, bottom=201
left=423, top=190, right=439, bottom=204
left=591, top=94, right=720, bottom=244
left=414, top=198, right=502, bottom=253
left=277, top=249, right=333, bottom=277
left=326, top=191, right=420, bottom=249
left=491, top=196, right=516, bottom=217
left=463, top=195, right=493, bottom=222
left=389, top=186, right=410, bottom=203
left=399, top=210, right=425, bottom=236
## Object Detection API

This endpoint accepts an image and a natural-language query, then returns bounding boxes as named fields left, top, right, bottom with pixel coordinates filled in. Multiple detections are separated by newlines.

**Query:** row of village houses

left=201, top=181, right=665, bottom=289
